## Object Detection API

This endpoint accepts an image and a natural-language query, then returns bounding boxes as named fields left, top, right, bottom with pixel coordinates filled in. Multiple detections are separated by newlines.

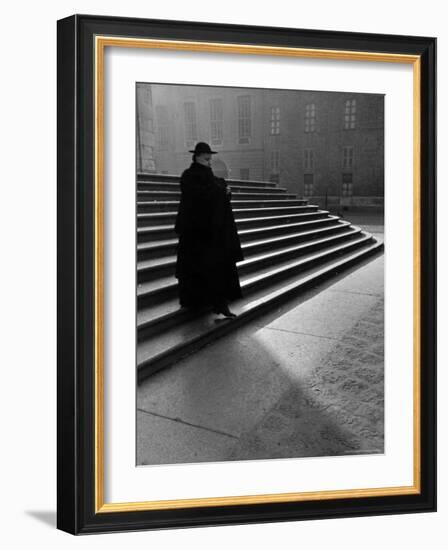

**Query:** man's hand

left=214, top=176, right=231, bottom=197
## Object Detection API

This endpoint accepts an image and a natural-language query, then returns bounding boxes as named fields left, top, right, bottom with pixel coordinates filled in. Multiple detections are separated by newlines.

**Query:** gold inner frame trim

left=94, top=35, right=421, bottom=514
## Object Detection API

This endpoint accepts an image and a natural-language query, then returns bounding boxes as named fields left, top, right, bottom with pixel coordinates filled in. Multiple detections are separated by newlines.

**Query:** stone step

left=137, top=235, right=383, bottom=380
left=137, top=202, right=314, bottom=220
left=137, top=231, right=368, bottom=338
left=137, top=211, right=330, bottom=243
left=137, top=227, right=364, bottom=308
left=137, top=172, right=277, bottom=188
left=137, top=215, right=341, bottom=260
left=137, top=189, right=297, bottom=201
left=137, top=181, right=289, bottom=194
left=138, top=227, right=369, bottom=340
left=137, top=198, right=308, bottom=213
left=137, top=218, right=351, bottom=281
left=137, top=211, right=340, bottom=247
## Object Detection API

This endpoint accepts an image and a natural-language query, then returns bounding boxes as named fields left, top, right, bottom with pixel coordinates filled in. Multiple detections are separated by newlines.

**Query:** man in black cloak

left=174, top=142, right=244, bottom=317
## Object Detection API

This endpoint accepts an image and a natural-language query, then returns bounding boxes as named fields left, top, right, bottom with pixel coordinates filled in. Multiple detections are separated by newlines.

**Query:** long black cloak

left=174, top=161, right=244, bottom=308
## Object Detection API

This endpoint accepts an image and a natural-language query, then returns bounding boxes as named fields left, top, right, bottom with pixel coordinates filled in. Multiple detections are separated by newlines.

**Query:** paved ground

left=339, top=211, right=384, bottom=240
left=137, top=244, right=385, bottom=466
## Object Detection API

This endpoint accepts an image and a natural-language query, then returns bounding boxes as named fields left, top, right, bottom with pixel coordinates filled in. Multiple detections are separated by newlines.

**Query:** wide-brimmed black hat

left=189, top=142, right=218, bottom=155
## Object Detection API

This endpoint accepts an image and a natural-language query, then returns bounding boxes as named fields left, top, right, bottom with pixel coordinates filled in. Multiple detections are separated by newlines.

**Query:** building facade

left=136, top=83, right=384, bottom=210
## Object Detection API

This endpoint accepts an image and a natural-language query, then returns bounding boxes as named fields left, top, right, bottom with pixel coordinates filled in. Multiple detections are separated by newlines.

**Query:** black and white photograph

left=0, top=0, right=441, bottom=542
left=135, top=82, right=385, bottom=466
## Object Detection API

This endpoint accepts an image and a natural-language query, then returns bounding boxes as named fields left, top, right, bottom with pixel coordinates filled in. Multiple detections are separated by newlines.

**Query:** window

left=304, top=148, right=314, bottom=171
left=210, top=98, right=223, bottom=145
left=240, top=168, right=250, bottom=180
left=270, top=106, right=280, bottom=135
left=184, top=101, right=197, bottom=147
left=305, top=103, right=316, bottom=133
left=342, top=146, right=354, bottom=169
left=344, top=99, right=357, bottom=129
left=304, top=173, right=314, bottom=196
left=238, top=95, right=252, bottom=143
left=155, top=105, right=169, bottom=149
left=342, top=172, right=353, bottom=196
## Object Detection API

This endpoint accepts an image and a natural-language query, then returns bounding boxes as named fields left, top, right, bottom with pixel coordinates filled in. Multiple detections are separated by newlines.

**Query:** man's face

left=197, top=153, right=212, bottom=167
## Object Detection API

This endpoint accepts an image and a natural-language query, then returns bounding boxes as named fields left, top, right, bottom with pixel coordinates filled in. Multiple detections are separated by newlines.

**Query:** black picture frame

left=57, top=14, right=436, bottom=535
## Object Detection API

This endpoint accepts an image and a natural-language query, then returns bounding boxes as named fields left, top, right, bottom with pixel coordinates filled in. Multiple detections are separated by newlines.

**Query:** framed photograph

left=57, top=14, right=436, bottom=534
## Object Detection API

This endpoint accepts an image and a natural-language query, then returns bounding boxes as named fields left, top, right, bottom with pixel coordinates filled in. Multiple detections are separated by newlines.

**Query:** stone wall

left=136, top=84, right=384, bottom=209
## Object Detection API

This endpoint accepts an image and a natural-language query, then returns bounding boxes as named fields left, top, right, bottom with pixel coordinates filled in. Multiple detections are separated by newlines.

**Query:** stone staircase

left=137, top=172, right=383, bottom=382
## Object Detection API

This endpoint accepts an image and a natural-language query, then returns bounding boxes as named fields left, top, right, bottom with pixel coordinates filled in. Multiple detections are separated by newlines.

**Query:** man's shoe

left=212, top=305, right=237, bottom=318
